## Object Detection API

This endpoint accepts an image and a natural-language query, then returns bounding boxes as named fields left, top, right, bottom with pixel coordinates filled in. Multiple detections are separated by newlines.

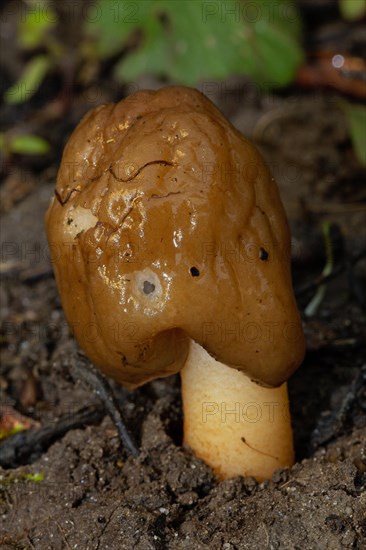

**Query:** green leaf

left=19, top=0, right=58, bottom=49
left=339, top=0, right=366, bottom=21
left=1, top=134, right=51, bottom=155
left=4, top=55, right=50, bottom=104
left=24, top=472, right=45, bottom=482
left=84, top=0, right=151, bottom=58
left=118, top=14, right=170, bottom=81
left=11, top=135, right=50, bottom=155
left=88, top=0, right=303, bottom=87
left=0, top=422, right=27, bottom=441
left=340, top=101, right=366, bottom=166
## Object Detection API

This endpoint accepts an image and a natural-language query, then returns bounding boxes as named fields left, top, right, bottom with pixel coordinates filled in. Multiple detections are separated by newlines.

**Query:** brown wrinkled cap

left=45, top=86, right=305, bottom=389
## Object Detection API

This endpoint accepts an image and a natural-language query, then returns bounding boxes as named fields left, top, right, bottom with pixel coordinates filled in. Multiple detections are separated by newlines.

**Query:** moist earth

left=1, top=84, right=366, bottom=549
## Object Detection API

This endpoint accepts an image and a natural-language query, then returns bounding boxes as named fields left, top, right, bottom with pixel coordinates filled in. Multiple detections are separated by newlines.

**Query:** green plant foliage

left=24, top=472, right=45, bottom=482
left=0, top=471, right=45, bottom=487
left=0, top=422, right=26, bottom=441
left=339, top=0, right=366, bottom=21
left=19, top=0, right=58, bottom=49
left=3, top=2, right=58, bottom=105
left=85, top=0, right=144, bottom=58
left=86, top=0, right=303, bottom=87
left=4, top=55, right=51, bottom=104
left=340, top=101, right=366, bottom=166
left=0, top=133, right=50, bottom=155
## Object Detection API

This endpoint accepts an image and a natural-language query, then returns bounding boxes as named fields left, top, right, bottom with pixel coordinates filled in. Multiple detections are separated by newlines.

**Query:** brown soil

left=1, top=4, right=366, bottom=547
left=1, top=86, right=365, bottom=549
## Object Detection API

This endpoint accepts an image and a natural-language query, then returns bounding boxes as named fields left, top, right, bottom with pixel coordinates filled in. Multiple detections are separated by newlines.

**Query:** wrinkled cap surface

left=45, top=86, right=305, bottom=389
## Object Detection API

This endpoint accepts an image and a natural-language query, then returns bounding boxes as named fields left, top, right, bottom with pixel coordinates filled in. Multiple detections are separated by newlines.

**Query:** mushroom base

left=180, top=340, right=295, bottom=481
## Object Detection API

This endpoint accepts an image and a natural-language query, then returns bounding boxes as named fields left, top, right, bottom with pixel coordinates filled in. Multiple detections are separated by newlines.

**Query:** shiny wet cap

left=45, top=86, right=304, bottom=388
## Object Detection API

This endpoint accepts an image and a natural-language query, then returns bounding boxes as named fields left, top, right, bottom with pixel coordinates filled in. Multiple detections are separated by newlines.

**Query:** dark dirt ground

left=1, top=3, right=366, bottom=550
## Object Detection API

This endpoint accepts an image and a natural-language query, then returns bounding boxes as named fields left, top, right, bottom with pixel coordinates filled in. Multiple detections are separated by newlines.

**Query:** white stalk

left=181, top=340, right=294, bottom=481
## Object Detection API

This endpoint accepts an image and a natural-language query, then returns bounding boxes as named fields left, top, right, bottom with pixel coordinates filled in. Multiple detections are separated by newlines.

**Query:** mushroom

left=45, top=86, right=305, bottom=481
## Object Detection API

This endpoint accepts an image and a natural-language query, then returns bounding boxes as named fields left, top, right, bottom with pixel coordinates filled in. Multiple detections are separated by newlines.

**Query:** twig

left=69, top=354, right=139, bottom=458
left=0, top=404, right=105, bottom=468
